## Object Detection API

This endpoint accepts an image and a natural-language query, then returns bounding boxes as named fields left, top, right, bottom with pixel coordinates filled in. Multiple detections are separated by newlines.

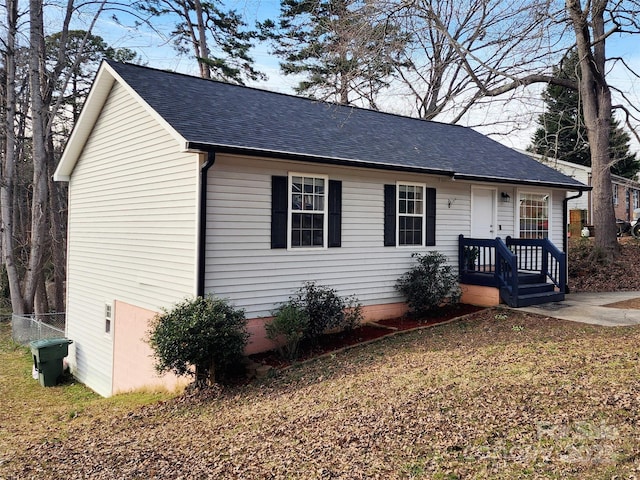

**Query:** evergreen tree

left=271, top=0, right=408, bottom=108
left=137, top=0, right=264, bottom=84
left=530, top=50, right=639, bottom=179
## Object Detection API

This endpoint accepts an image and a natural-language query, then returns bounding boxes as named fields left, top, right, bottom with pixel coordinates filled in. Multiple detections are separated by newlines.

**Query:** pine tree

left=271, top=0, right=407, bottom=108
left=530, top=50, right=639, bottom=179
left=137, top=0, right=264, bottom=84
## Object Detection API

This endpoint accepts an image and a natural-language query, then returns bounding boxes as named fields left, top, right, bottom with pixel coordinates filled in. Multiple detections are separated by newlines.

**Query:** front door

left=471, top=187, right=496, bottom=238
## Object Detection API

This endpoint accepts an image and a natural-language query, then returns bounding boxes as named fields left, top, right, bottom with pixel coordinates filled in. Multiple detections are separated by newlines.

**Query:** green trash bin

left=29, top=338, right=73, bottom=387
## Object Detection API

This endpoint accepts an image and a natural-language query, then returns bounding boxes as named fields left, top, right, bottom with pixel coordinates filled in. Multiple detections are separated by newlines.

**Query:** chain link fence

left=11, top=313, right=66, bottom=344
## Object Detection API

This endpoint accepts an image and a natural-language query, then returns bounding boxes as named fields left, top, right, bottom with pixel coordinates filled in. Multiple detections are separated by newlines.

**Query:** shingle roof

left=106, top=61, right=587, bottom=190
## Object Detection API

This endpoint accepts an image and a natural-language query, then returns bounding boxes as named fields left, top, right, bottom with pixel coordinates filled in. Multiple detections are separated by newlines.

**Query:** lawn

left=2, top=308, right=640, bottom=479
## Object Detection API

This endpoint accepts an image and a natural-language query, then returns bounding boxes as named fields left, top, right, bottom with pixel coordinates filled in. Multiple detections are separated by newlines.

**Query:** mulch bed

left=249, top=304, right=485, bottom=368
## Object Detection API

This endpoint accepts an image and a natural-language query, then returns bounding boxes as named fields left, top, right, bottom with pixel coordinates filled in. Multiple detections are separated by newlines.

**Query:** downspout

left=563, top=190, right=583, bottom=294
left=197, top=151, right=216, bottom=297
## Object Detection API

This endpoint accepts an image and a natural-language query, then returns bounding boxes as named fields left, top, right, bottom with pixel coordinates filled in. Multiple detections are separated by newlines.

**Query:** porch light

left=501, top=192, right=511, bottom=203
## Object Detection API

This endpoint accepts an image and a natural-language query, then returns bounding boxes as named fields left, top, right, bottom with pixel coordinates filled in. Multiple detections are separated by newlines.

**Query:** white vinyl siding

left=65, top=81, right=199, bottom=396
left=496, top=187, right=515, bottom=237
left=205, top=155, right=479, bottom=318
left=551, top=191, right=565, bottom=248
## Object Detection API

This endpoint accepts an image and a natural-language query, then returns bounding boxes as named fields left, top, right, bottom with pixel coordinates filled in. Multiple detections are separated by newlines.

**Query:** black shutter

left=271, top=176, right=288, bottom=249
left=328, top=180, right=342, bottom=247
left=384, top=184, right=396, bottom=246
left=426, top=187, right=436, bottom=246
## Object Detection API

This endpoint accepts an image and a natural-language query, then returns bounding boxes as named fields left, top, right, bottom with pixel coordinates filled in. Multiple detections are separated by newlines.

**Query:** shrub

left=148, top=296, right=248, bottom=387
left=395, top=252, right=461, bottom=317
left=291, top=281, right=363, bottom=342
left=265, top=303, right=309, bottom=360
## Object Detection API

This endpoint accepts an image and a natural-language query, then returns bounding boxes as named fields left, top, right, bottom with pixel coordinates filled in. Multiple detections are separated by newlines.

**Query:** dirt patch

left=603, top=297, right=640, bottom=309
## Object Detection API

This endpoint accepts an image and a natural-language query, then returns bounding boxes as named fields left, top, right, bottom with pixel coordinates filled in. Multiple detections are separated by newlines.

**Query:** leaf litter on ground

left=3, top=308, right=640, bottom=479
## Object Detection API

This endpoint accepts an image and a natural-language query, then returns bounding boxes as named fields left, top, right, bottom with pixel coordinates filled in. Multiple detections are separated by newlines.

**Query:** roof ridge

left=104, top=59, right=468, bottom=130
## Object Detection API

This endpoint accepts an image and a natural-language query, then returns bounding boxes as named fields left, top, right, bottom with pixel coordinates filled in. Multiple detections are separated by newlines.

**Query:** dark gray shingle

left=107, top=61, right=587, bottom=190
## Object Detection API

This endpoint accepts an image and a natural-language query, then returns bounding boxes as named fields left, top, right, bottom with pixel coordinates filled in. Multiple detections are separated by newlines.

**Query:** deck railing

left=458, top=234, right=566, bottom=294
left=505, top=236, right=566, bottom=292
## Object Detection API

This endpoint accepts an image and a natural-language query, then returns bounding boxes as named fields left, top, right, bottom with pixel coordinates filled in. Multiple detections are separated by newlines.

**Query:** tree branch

left=483, top=74, right=578, bottom=97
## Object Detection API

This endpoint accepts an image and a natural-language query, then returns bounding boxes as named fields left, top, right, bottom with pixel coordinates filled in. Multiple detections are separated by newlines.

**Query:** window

left=289, top=174, right=328, bottom=248
left=519, top=192, right=549, bottom=239
left=384, top=184, right=436, bottom=247
left=397, top=183, right=425, bottom=246
left=613, top=184, right=619, bottom=205
left=271, top=175, right=341, bottom=250
left=634, top=190, right=639, bottom=210
left=105, top=302, right=113, bottom=334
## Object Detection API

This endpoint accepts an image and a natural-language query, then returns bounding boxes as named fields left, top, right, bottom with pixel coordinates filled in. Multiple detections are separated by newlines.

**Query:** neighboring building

left=54, top=61, right=588, bottom=396
left=526, top=152, right=640, bottom=232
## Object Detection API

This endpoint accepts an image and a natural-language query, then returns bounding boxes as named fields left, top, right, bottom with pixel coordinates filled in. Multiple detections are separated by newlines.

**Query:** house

left=54, top=61, right=589, bottom=396
left=528, top=152, right=640, bottom=235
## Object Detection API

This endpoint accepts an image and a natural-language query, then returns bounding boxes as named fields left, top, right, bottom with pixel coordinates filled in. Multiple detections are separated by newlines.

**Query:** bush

left=148, top=296, right=248, bottom=387
left=265, top=303, right=309, bottom=360
left=395, top=252, right=461, bottom=317
left=291, top=281, right=363, bottom=342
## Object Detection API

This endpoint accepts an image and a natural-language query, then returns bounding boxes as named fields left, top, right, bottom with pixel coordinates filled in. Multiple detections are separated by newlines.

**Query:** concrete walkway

left=517, top=291, right=640, bottom=327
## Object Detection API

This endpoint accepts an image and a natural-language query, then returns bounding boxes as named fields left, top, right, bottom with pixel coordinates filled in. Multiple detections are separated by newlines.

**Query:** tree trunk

left=194, top=0, right=211, bottom=79
left=48, top=158, right=66, bottom=313
left=194, top=363, right=216, bottom=389
left=566, top=0, right=618, bottom=257
left=24, top=0, right=50, bottom=314
left=35, top=269, right=48, bottom=314
left=1, top=0, right=26, bottom=314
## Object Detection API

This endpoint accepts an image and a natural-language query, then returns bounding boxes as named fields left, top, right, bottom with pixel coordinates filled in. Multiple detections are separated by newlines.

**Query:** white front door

left=471, top=187, right=496, bottom=238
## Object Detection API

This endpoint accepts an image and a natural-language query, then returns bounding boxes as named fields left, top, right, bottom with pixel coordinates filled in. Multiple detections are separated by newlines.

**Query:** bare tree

left=382, top=0, right=568, bottom=121
left=382, top=0, right=640, bottom=257
left=1, top=0, right=25, bottom=313
left=1, top=0, right=118, bottom=314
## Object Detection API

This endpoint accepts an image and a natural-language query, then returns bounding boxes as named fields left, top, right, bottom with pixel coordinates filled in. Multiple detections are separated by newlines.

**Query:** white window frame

left=613, top=184, right=619, bottom=205
left=517, top=190, right=551, bottom=239
left=104, top=301, right=113, bottom=336
left=287, top=173, right=329, bottom=250
left=396, top=181, right=426, bottom=247
left=633, top=190, right=639, bottom=210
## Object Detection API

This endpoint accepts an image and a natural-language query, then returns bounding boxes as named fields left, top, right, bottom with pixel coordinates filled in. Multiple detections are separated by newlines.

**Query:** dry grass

left=2, top=309, right=640, bottom=479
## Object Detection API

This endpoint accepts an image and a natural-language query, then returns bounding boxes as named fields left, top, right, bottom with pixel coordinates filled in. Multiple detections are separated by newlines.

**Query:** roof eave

left=452, top=173, right=591, bottom=191
left=186, top=142, right=457, bottom=178
left=53, top=63, right=116, bottom=181
left=187, top=142, right=591, bottom=191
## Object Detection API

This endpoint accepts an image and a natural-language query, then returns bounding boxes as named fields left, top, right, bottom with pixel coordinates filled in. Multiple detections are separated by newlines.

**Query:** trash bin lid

left=29, top=338, right=73, bottom=349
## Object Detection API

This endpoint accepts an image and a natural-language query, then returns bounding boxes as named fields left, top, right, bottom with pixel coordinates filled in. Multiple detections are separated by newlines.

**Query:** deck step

left=511, top=291, right=565, bottom=308
left=517, top=273, right=547, bottom=285
left=517, top=282, right=556, bottom=295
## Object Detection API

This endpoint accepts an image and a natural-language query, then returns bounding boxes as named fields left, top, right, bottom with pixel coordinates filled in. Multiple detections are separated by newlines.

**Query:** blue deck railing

left=458, top=234, right=566, bottom=296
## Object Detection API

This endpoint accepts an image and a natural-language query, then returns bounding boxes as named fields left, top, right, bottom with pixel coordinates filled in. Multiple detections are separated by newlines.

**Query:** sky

left=72, top=0, right=640, bottom=154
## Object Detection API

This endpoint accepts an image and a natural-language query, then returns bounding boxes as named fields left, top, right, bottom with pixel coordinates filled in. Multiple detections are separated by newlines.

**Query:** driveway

left=518, top=291, right=640, bottom=327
